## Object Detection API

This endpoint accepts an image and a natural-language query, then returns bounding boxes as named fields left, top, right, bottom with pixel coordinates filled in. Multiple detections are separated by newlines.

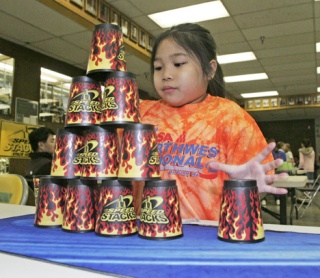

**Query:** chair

left=0, top=174, right=29, bottom=205
left=296, top=174, right=320, bottom=218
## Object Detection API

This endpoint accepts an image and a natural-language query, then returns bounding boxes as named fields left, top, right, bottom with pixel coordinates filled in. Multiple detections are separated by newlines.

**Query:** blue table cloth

left=0, top=214, right=320, bottom=277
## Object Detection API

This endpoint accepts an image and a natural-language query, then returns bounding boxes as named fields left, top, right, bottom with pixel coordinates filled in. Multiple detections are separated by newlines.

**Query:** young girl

left=133, top=23, right=287, bottom=221
left=298, top=138, right=315, bottom=181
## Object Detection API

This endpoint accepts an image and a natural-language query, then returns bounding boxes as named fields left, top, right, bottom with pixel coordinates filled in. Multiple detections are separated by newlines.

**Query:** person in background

left=298, top=138, right=315, bottom=181
left=25, top=127, right=55, bottom=189
left=285, top=143, right=294, bottom=165
left=133, top=23, right=287, bottom=221
left=273, top=141, right=287, bottom=161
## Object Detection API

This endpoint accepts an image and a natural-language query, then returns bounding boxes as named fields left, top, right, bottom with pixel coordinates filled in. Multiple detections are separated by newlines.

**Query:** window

left=0, top=53, right=14, bottom=115
left=40, top=68, right=72, bottom=123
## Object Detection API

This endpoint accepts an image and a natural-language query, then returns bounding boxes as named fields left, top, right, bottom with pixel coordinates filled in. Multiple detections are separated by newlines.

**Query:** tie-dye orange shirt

left=140, top=94, right=272, bottom=220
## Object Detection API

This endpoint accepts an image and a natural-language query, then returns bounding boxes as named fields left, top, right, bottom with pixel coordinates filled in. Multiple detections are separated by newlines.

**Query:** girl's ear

left=208, top=59, right=218, bottom=80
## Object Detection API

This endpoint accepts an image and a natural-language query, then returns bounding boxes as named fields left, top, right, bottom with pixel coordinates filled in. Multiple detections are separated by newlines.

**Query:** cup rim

left=94, top=22, right=121, bottom=31
left=71, top=75, right=99, bottom=84
left=224, top=179, right=257, bottom=188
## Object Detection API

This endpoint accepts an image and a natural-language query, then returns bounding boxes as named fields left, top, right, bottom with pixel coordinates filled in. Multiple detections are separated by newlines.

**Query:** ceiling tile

left=201, top=18, right=239, bottom=34
left=223, top=65, right=265, bottom=76
left=1, top=0, right=86, bottom=36
left=61, top=30, right=93, bottom=51
left=255, top=44, right=314, bottom=59
left=221, top=60, right=262, bottom=72
left=233, top=4, right=313, bottom=29
left=31, top=38, right=89, bottom=65
left=315, top=1, right=320, bottom=17
left=217, top=42, right=252, bottom=55
left=265, top=61, right=316, bottom=73
left=242, top=19, right=314, bottom=40
left=109, top=0, right=143, bottom=18
left=0, top=11, right=53, bottom=43
left=248, top=33, right=314, bottom=50
left=260, top=53, right=315, bottom=66
left=213, top=30, right=246, bottom=45
left=126, top=0, right=208, bottom=14
left=222, top=0, right=310, bottom=15
left=129, top=15, right=161, bottom=32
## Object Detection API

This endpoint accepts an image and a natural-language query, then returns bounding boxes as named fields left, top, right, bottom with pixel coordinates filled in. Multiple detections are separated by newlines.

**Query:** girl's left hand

left=207, top=142, right=288, bottom=195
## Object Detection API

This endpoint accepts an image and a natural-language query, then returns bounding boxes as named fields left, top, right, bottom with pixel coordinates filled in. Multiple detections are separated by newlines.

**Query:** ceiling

left=0, top=0, right=319, bottom=122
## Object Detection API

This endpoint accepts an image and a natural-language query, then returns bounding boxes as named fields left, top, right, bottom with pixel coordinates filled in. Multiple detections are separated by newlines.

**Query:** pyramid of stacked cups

left=34, top=23, right=183, bottom=240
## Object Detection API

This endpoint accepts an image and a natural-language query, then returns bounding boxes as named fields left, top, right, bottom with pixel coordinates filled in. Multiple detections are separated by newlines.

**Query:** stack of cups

left=84, top=22, right=164, bottom=236
left=34, top=22, right=184, bottom=239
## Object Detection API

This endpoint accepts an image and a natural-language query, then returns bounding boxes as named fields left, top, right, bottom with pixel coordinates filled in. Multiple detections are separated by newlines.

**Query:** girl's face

left=153, top=38, right=214, bottom=107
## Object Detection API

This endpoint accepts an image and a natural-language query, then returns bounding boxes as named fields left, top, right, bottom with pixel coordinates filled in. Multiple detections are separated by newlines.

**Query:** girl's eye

left=174, top=62, right=186, bottom=67
left=154, top=66, right=162, bottom=71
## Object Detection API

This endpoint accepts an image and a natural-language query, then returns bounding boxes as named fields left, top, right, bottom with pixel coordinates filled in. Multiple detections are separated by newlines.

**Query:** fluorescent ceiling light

left=0, top=104, right=10, bottom=110
left=63, top=83, right=71, bottom=89
left=224, top=73, right=268, bottom=83
left=317, top=42, right=320, bottom=52
left=41, top=68, right=72, bottom=82
left=41, top=75, right=58, bottom=83
left=241, top=91, right=278, bottom=98
left=318, top=87, right=320, bottom=93
left=217, top=52, right=256, bottom=64
left=0, top=62, right=13, bottom=72
left=148, top=1, right=229, bottom=28
left=317, top=67, right=320, bottom=74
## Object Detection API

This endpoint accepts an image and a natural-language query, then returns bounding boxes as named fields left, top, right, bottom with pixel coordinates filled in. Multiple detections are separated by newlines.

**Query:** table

left=1, top=203, right=320, bottom=277
left=262, top=176, right=307, bottom=225
left=0, top=204, right=115, bottom=278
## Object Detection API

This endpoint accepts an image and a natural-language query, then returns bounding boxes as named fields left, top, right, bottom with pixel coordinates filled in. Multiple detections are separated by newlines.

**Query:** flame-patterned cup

left=87, top=23, right=127, bottom=81
left=50, top=128, right=85, bottom=178
left=95, top=179, right=137, bottom=237
left=218, top=179, right=265, bottom=243
left=34, top=177, right=67, bottom=228
left=100, top=71, right=140, bottom=125
left=139, top=179, right=183, bottom=240
left=81, top=126, right=119, bottom=179
left=118, top=123, right=160, bottom=180
left=65, top=76, right=102, bottom=127
left=33, top=175, right=50, bottom=207
left=62, top=178, right=98, bottom=233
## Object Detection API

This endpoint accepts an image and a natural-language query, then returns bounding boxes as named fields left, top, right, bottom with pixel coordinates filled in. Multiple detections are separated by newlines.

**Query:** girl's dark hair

left=151, top=23, right=226, bottom=98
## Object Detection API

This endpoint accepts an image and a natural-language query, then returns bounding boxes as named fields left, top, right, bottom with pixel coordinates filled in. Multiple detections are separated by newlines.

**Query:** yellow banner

left=0, top=120, right=41, bottom=158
